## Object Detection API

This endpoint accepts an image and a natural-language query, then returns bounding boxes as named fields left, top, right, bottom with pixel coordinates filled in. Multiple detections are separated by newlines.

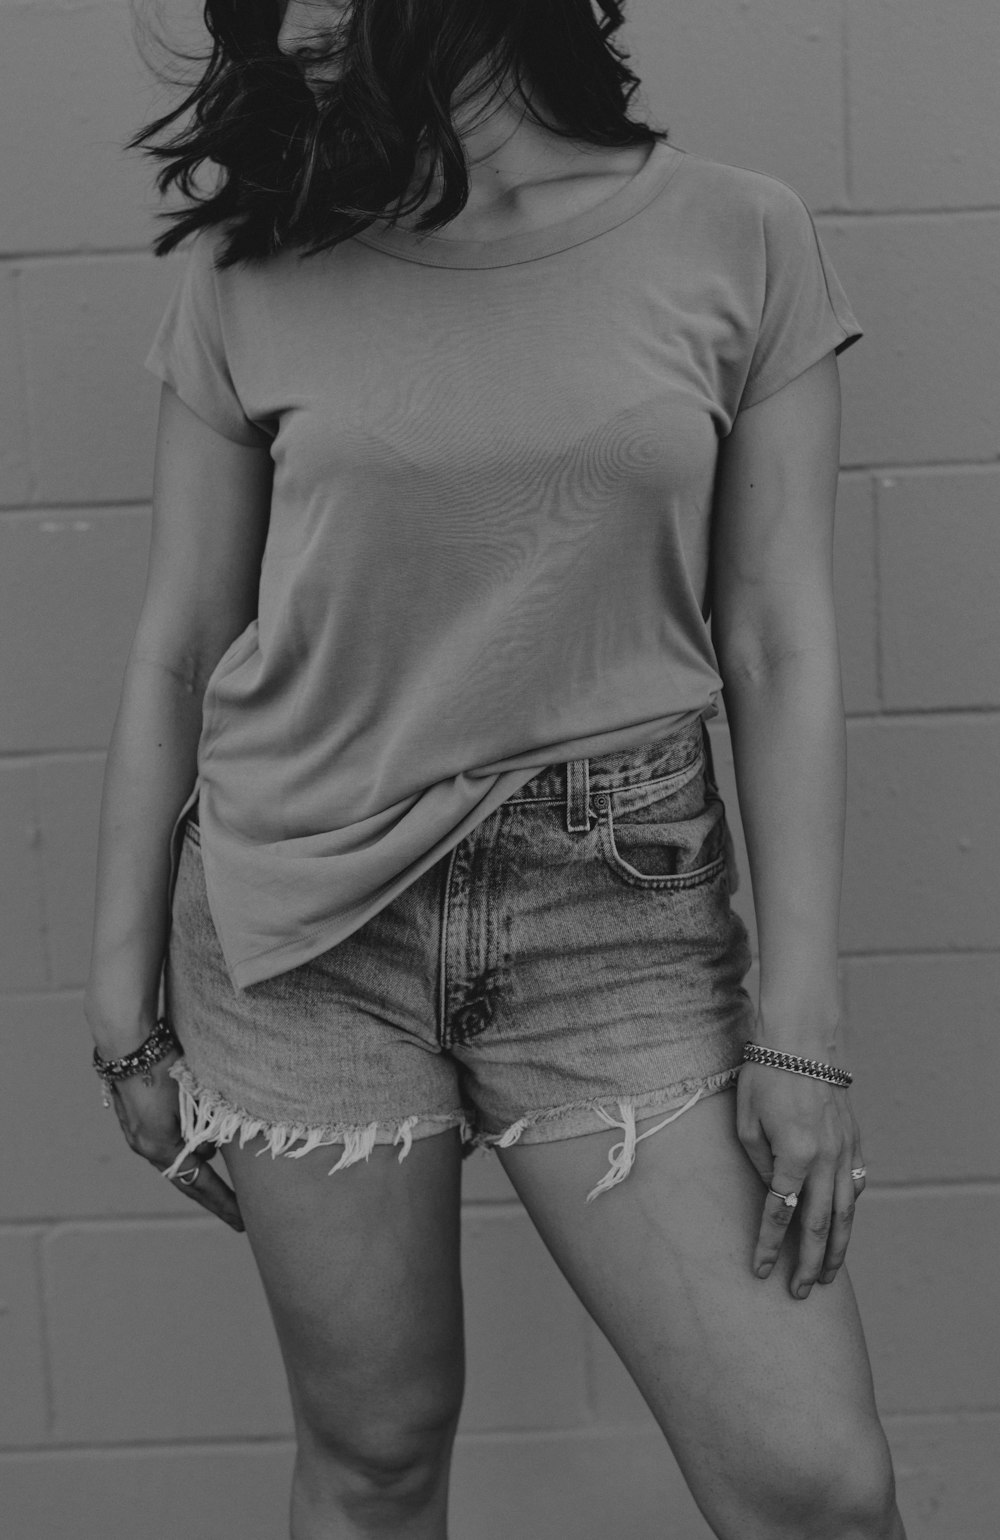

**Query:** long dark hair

left=126, top=0, right=668, bottom=268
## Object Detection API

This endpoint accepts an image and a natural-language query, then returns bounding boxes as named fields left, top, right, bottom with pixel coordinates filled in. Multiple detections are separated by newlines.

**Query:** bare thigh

left=496, top=1086, right=894, bottom=1537
left=218, top=1125, right=466, bottom=1464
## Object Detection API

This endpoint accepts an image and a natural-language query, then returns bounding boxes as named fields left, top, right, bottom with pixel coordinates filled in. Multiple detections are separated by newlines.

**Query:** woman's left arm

left=709, top=348, right=865, bottom=1300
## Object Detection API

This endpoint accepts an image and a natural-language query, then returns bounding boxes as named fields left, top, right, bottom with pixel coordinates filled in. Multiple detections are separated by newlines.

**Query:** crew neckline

left=352, top=140, right=684, bottom=268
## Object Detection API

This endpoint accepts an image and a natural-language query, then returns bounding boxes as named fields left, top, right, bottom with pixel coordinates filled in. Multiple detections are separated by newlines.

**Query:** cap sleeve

left=143, top=230, right=270, bottom=447
left=738, top=180, right=863, bottom=414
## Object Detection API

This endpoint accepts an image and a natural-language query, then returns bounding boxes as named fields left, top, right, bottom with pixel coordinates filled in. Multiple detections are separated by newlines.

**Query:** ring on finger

left=767, top=1186, right=799, bottom=1209
left=851, top=1166, right=867, bottom=1182
left=174, top=1163, right=201, bottom=1187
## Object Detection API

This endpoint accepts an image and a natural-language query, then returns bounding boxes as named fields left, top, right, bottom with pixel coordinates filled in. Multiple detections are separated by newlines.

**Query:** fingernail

left=795, top=1283, right=811, bottom=1299
left=819, top=1270, right=835, bottom=1284
left=756, top=1264, right=772, bottom=1279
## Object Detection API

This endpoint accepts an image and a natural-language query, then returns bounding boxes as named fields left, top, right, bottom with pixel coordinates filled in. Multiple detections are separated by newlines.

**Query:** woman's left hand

left=735, top=1052, right=867, bottom=1299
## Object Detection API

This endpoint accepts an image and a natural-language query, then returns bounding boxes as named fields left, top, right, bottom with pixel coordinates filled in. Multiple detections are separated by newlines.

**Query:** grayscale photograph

left=1, top=2, right=998, bottom=1536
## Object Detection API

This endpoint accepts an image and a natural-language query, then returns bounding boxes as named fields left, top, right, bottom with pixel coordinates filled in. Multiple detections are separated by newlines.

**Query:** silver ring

left=768, top=1186, right=798, bottom=1209
left=851, top=1166, right=867, bottom=1181
left=174, top=1163, right=201, bottom=1187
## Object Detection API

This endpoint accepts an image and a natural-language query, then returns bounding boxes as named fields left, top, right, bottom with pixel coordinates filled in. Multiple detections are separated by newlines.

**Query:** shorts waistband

left=506, top=715, right=718, bottom=833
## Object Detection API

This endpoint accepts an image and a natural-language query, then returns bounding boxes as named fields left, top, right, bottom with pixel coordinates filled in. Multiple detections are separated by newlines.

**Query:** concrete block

left=0, top=1228, right=48, bottom=1446
left=459, top=1208, right=590, bottom=1433
left=0, top=510, right=151, bottom=753
left=0, top=995, right=216, bottom=1222
left=884, top=1412, right=1000, bottom=1540
left=18, top=253, right=186, bottom=504
left=848, top=0, right=1000, bottom=209
left=460, top=1146, right=520, bottom=1204
left=0, top=1443, right=296, bottom=1540
left=841, top=716, right=1000, bottom=953
left=0, top=0, right=203, bottom=255
left=451, top=1426, right=713, bottom=1540
left=844, top=954, right=1000, bottom=1183
left=848, top=1189, right=1000, bottom=1414
left=0, top=763, right=48, bottom=991
left=828, top=214, right=1000, bottom=468
left=834, top=473, right=879, bottom=714
left=877, top=469, right=1000, bottom=711
left=34, top=755, right=106, bottom=988
left=0, top=268, right=30, bottom=504
left=42, top=1219, right=294, bottom=1442
left=629, top=0, right=847, bottom=207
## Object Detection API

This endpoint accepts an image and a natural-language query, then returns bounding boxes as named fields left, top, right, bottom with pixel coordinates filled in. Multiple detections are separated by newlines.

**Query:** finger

left=164, top=1156, right=245, bottom=1232
left=789, top=1165, right=837, bottom=1299
left=819, top=1157, right=864, bottom=1284
left=736, top=1123, right=773, bottom=1186
left=752, top=1163, right=806, bottom=1279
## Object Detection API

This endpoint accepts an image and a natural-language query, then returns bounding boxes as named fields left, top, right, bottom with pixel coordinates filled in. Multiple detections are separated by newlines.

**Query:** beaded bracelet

left=92, top=1016, right=181, bottom=1106
left=742, top=1041, right=853, bottom=1088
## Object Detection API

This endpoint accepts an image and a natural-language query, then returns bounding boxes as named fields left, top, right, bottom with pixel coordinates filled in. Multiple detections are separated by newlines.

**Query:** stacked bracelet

left=92, top=1016, right=181, bottom=1105
left=742, top=1041, right=852, bottom=1088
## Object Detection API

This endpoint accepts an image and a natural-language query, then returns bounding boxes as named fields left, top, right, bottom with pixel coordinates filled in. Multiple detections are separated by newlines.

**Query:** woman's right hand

left=101, top=1045, right=245, bottom=1234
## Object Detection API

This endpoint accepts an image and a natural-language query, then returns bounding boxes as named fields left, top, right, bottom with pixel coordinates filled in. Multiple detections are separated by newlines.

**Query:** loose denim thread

left=584, top=1088, right=705, bottom=1202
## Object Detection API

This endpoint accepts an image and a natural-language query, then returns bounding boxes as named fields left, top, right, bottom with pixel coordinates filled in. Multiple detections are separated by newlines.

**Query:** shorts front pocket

left=595, top=770, right=729, bottom=890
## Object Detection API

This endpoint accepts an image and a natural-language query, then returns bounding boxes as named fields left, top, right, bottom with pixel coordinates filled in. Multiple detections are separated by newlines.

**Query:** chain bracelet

left=742, top=1042, right=852, bottom=1088
left=92, top=1016, right=182, bottom=1104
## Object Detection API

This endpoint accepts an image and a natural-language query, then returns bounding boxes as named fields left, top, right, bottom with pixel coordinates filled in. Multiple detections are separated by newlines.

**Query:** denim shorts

left=162, top=714, right=755, bottom=1203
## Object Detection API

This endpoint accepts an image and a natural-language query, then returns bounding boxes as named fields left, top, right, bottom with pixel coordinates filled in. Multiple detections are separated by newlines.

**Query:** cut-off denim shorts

left=162, top=714, right=755, bottom=1203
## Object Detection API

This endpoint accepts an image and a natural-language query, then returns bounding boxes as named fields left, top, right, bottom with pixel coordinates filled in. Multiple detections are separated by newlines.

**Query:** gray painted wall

left=1, top=1, right=998, bottom=1534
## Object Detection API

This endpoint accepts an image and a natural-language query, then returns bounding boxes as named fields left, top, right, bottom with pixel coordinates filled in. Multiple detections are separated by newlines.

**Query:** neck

left=398, top=76, right=594, bottom=218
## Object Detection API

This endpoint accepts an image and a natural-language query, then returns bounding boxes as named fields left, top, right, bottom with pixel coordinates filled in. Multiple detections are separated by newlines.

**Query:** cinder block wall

left=2, top=2, right=998, bottom=1535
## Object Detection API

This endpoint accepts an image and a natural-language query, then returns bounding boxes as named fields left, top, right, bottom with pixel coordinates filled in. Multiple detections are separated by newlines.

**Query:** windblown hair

left=126, top=0, right=669, bottom=268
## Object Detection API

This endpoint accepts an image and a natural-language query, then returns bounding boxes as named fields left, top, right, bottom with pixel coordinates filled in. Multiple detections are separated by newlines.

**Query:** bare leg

left=219, top=1125, right=466, bottom=1540
left=496, top=1085, right=906, bottom=1540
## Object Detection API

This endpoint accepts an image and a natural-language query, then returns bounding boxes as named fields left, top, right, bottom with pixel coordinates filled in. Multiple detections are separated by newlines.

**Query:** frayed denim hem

left=471, top=1064, right=743, bottom=1203
left=161, top=1059, right=476, bottom=1181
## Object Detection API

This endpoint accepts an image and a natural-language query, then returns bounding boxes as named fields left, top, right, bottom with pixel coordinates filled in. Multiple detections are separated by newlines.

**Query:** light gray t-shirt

left=145, top=140, right=862, bottom=992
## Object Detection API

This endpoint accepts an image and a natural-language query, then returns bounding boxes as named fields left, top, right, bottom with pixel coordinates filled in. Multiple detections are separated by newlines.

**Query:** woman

left=86, top=2, right=907, bottom=1537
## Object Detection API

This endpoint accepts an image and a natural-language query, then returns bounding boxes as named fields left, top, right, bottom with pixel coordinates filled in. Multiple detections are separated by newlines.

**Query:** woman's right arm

left=84, top=383, right=272, bottom=1057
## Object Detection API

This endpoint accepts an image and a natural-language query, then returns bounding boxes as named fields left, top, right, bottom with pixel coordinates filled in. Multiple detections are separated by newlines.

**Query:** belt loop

left=700, top=714, right=719, bottom=793
left=565, top=756, right=591, bottom=833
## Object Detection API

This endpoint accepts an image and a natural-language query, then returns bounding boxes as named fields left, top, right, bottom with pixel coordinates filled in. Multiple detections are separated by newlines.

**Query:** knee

left=297, top=1384, right=463, bottom=1497
left=751, top=1422, right=899, bottom=1540
left=298, top=1410, right=459, bottom=1521
left=822, top=1455, right=899, bottom=1540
